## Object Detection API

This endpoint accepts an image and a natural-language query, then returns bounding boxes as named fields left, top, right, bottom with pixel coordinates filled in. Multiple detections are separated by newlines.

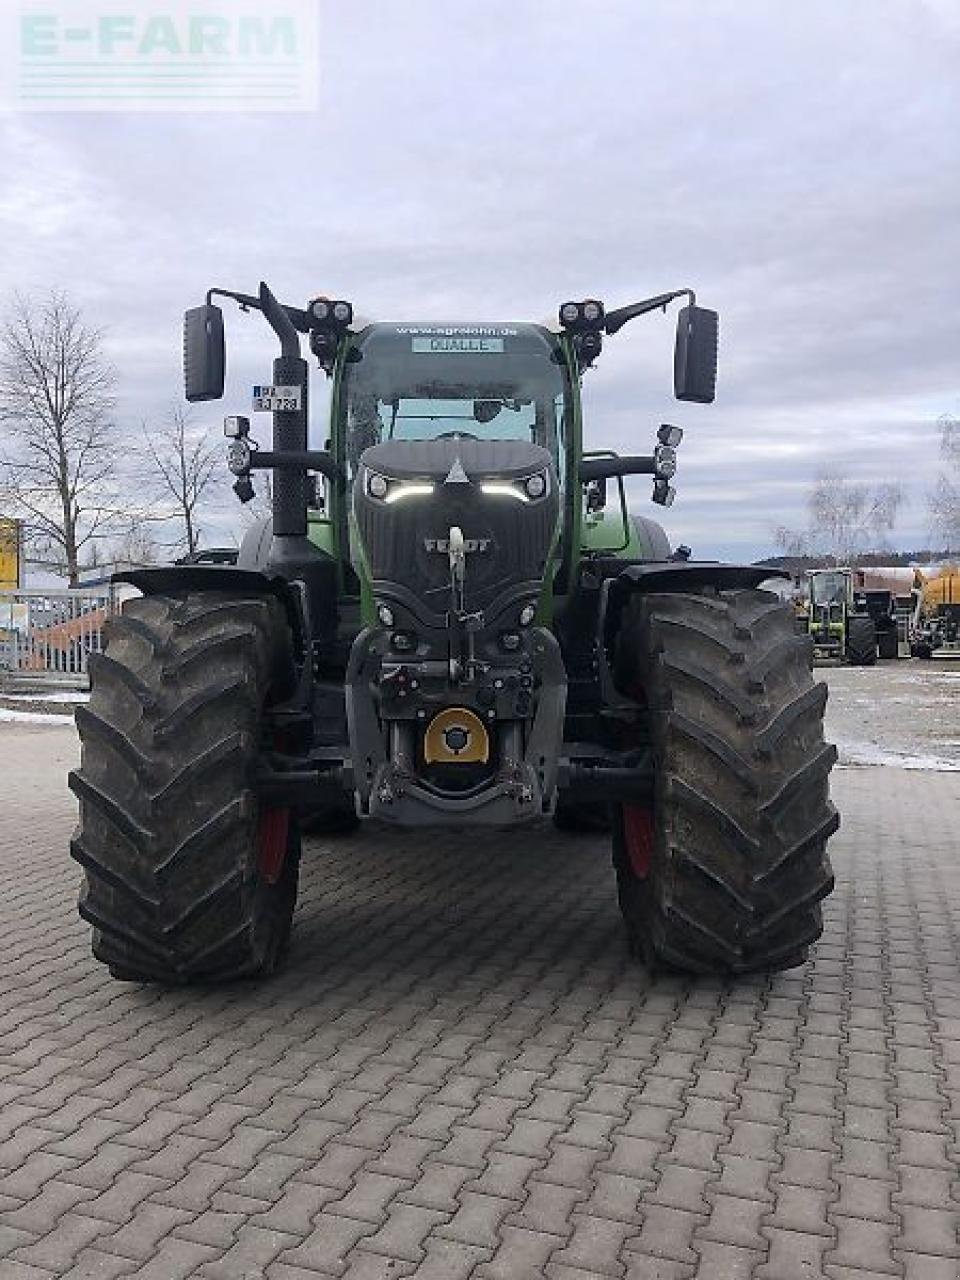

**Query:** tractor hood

left=359, top=437, right=551, bottom=482
left=353, top=438, right=559, bottom=624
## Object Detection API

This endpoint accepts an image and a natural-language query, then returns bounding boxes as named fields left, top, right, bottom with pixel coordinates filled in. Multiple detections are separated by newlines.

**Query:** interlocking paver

left=10, top=1214, right=114, bottom=1273
left=356, top=1202, right=449, bottom=1263
left=4, top=727, right=960, bottom=1279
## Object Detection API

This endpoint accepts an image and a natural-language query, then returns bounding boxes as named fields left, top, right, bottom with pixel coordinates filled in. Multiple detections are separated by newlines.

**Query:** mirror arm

left=604, top=288, right=695, bottom=336
left=579, top=455, right=657, bottom=483
left=248, top=449, right=343, bottom=485
left=205, top=285, right=313, bottom=343
left=206, top=286, right=260, bottom=311
left=258, top=281, right=300, bottom=359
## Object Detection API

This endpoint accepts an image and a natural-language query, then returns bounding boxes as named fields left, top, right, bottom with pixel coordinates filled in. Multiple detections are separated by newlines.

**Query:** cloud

left=0, top=0, right=957, bottom=557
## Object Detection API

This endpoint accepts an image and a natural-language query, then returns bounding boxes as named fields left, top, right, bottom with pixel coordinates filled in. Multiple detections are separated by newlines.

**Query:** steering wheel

left=435, top=431, right=479, bottom=440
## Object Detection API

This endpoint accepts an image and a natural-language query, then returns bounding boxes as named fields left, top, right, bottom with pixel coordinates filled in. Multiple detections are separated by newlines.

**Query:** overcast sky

left=1, top=0, right=957, bottom=560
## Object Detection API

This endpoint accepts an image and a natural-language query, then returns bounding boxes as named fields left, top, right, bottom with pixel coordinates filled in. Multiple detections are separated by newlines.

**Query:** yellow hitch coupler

left=423, top=707, right=489, bottom=764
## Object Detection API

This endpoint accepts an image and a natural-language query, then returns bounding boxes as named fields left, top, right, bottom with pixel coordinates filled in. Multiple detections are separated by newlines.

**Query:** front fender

left=113, top=564, right=287, bottom=598
left=602, top=560, right=790, bottom=654
left=112, top=565, right=311, bottom=677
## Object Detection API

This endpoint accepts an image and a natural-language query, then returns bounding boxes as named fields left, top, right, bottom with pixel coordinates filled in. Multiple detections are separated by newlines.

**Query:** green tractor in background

left=798, top=568, right=899, bottom=663
left=70, top=282, right=838, bottom=984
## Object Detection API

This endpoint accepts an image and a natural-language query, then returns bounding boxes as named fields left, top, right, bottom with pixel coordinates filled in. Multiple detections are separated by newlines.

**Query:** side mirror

left=183, top=304, right=225, bottom=402
left=674, top=305, right=718, bottom=404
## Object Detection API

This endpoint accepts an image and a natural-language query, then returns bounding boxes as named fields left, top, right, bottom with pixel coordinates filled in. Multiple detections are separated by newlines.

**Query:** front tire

left=612, top=588, right=837, bottom=973
left=70, top=591, right=301, bottom=984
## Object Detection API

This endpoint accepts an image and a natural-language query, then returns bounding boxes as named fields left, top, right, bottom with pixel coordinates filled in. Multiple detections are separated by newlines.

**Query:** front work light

left=654, top=445, right=677, bottom=478
left=576, top=331, right=603, bottom=365
left=233, top=475, right=255, bottom=504
left=224, top=415, right=250, bottom=439
left=309, top=297, right=353, bottom=327
left=657, top=423, right=683, bottom=447
left=559, top=299, right=605, bottom=331
left=227, top=439, right=252, bottom=476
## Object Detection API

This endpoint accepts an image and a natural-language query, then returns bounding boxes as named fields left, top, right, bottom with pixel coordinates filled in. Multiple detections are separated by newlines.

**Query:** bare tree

left=110, top=523, right=162, bottom=569
left=929, top=414, right=959, bottom=552
left=0, top=291, right=121, bottom=586
left=140, top=405, right=220, bottom=556
left=775, top=468, right=905, bottom=566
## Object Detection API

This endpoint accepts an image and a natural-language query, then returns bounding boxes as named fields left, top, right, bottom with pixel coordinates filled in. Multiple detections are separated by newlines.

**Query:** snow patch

left=835, top=738, right=960, bottom=772
left=0, top=707, right=76, bottom=726
left=1, top=691, right=89, bottom=704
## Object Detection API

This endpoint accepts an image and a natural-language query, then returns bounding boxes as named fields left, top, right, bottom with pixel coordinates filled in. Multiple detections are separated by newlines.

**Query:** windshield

left=810, top=572, right=849, bottom=606
left=340, top=324, right=569, bottom=480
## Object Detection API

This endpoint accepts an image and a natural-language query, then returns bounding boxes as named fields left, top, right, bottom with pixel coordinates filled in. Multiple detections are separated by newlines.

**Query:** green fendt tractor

left=70, top=283, right=838, bottom=983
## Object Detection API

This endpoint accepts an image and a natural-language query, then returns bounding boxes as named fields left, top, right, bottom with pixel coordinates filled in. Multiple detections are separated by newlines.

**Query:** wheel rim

left=258, top=808, right=290, bottom=884
left=622, top=804, right=654, bottom=879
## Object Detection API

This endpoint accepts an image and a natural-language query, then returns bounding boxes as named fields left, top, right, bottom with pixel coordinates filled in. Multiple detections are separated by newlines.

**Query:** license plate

left=252, top=384, right=302, bottom=412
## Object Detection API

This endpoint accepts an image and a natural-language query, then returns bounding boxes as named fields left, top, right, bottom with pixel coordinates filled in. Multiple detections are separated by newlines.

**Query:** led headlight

left=367, top=471, right=389, bottom=500
left=560, top=302, right=580, bottom=325
left=332, top=301, right=353, bottom=324
left=481, top=482, right=528, bottom=502
left=377, top=603, right=394, bottom=627
left=582, top=300, right=603, bottom=323
left=309, top=298, right=330, bottom=321
left=481, top=471, right=548, bottom=503
left=519, top=604, right=536, bottom=626
left=223, top=415, right=249, bottom=439
left=384, top=481, right=434, bottom=504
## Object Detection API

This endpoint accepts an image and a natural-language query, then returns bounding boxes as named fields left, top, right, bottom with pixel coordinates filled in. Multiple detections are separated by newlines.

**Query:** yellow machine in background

left=0, top=518, right=21, bottom=590
left=912, top=566, right=960, bottom=658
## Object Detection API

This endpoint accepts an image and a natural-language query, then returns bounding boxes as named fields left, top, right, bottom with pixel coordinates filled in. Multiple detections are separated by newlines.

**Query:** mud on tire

left=70, top=591, right=301, bottom=984
left=613, top=588, right=838, bottom=973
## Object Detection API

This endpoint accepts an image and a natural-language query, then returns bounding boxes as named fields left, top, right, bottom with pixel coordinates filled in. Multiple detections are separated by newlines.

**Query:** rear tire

left=846, top=615, right=877, bottom=665
left=612, top=588, right=837, bottom=973
left=70, top=591, right=301, bottom=984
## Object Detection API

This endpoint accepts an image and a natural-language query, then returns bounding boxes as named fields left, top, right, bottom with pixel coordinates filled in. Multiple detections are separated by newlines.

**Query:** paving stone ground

left=1, top=721, right=959, bottom=1279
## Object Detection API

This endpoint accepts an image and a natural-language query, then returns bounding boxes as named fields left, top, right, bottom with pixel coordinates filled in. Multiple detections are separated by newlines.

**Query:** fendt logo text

left=423, top=537, right=491, bottom=554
